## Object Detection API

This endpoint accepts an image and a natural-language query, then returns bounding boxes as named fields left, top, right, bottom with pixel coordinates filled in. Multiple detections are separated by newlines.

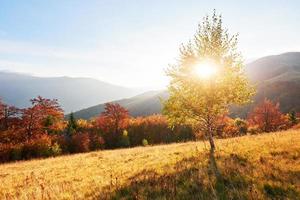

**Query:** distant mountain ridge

left=245, top=52, right=300, bottom=83
left=72, top=52, right=300, bottom=119
left=72, top=90, right=168, bottom=119
left=0, top=72, right=143, bottom=113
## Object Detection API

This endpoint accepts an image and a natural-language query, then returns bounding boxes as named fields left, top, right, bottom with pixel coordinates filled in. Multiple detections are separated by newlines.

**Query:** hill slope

left=72, top=90, right=168, bottom=119
left=0, top=72, right=142, bottom=113
left=245, top=52, right=300, bottom=83
left=73, top=52, right=300, bottom=119
left=235, top=52, right=300, bottom=117
left=1, top=130, right=299, bottom=199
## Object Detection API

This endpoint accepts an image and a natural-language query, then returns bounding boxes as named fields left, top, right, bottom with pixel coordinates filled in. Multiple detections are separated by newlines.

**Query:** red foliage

left=248, top=98, right=286, bottom=132
left=0, top=96, right=65, bottom=162
left=22, top=96, right=64, bottom=139
left=215, top=116, right=238, bottom=138
left=71, top=133, right=90, bottom=153
left=0, top=99, right=4, bottom=119
left=0, top=134, right=54, bottom=162
left=55, top=131, right=104, bottom=153
left=128, top=115, right=169, bottom=145
left=0, top=103, right=22, bottom=131
left=97, top=103, right=129, bottom=148
left=215, top=115, right=248, bottom=138
left=0, top=144, right=10, bottom=162
left=127, top=115, right=194, bottom=145
left=0, top=101, right=24, bottom=143
left=22, top=134, right=52, bottom=159
left=0, top=128, right=24, bottom=144
left=89, top=132, right=105, bottom=150
left=292, top=123, right=300, bottom=130
left=99, top=103, right=129, bottom=131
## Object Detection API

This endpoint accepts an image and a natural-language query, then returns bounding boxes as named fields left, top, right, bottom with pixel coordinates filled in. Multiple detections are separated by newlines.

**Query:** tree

left=0, top=104, right=21, bottom=131
left=66, top=112, right=78, bottom=136
left=0, top=99, right=4, bottom=119
left=248, top=98, right=285, bottom=132
left=22, top=96, right=63, bottom=139
left=97, top=103, right=129, bottom=148
left=288, top=111, right=298, bottom=126
left=163, top=11, right=254, bottom=151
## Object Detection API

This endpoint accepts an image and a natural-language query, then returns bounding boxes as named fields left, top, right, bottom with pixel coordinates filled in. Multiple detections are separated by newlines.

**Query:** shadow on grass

left=92, top=150, right=299, bottom=200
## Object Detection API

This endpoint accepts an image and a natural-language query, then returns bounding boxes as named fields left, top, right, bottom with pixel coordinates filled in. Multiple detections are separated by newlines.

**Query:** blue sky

left=0, top=0, right=299, bottom=88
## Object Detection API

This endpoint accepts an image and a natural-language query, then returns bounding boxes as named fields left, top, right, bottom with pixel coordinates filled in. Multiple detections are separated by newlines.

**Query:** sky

left=0, top=0, right=299, bottom=89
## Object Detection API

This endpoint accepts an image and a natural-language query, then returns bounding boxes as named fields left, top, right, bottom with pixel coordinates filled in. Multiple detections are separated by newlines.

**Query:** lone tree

left=163, top=11, right=254, bottom=151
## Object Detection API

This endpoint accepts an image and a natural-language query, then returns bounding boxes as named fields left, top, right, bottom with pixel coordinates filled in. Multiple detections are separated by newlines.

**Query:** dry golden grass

left=0, top=130, right=299, bottom=199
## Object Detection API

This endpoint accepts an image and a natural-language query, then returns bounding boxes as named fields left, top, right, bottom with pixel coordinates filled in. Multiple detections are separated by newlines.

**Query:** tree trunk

left=208, top=129, right=215, bottom=151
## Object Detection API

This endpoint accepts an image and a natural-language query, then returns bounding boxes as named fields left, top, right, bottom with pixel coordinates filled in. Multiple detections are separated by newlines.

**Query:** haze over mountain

left=72, top=90, right=168, bottom=119
left=245, top=52, right=300, bottom=83
left=235, top=52, right=300, bottom=117
left=1, top=52, right=300, bottom=118
left=72, top=52, right=300, bottom=119
left=0, top=72, right=143, bottom=113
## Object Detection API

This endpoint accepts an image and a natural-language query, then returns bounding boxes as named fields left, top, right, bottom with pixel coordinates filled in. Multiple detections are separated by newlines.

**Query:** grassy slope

left=0, top=130, right=300, bottom=200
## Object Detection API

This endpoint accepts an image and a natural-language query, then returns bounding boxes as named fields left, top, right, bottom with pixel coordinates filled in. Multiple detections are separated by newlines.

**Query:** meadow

left=0, top=129, right=299, bottom=200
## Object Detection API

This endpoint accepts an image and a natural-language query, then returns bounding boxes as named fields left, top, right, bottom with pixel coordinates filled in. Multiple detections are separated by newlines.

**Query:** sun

left=194, top=60, right=218, bottom=79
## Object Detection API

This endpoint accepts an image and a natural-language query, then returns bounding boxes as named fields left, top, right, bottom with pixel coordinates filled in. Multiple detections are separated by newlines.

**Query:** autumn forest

left=0, top=94, right=298, bottom=163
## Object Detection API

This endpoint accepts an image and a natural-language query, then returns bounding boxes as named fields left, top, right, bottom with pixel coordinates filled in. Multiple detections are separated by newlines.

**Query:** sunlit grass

left=0, top=130, right=299, bottom=199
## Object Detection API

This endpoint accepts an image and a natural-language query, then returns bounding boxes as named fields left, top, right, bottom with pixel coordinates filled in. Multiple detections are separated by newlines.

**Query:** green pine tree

left=288, top=111, right=298, bottom=125
left=66, top=112, right=78, bottom=136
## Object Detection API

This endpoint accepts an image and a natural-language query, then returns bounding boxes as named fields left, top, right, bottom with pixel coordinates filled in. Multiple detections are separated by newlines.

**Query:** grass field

left=0, top=130, right=300, bottom=200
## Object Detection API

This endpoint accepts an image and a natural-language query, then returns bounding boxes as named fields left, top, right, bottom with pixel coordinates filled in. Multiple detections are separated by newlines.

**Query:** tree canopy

left=163, top=10, right=254, bottom=150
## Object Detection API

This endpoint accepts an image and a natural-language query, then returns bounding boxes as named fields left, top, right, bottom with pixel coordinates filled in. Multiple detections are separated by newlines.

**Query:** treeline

left=0, top=96, right=299, bottom=163
left=0, top=97, right=194, bottom=163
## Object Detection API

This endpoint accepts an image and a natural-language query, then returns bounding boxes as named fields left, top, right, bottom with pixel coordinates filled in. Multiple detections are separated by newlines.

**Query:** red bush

left=0, top=128, right=25, bottom=144
left=22, top=134, right=52, bottom=159
left=248, top=99, right=286, bottom=132
left=89, top=132, right=105, bottom=150
left=0, top=144, right=12, bottom=162
left=127, top=115, right=194, bottom=146
left=0, top=134, right=55, bottom=162
left=71, top=132, right=90, bottom=153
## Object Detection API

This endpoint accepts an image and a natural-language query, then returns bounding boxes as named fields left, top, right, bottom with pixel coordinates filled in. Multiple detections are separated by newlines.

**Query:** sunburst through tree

left=163, top=10, right=255, bottom=151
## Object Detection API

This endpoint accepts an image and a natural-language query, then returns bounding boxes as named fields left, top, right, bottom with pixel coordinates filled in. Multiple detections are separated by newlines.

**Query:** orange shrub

left=0, top=134, right=56, bottom=163
left=0, top=144, right=13, bottom=162
left=22, top=134, right=52, bottom=159
left=215, top=115, right=249, bottom=138
left=248, top=98, right=286, bottom=132
left=0, top=128, right=26, bottom=144
left=128, top=115, right=194, bottom=146
left=70, top=133, right=90, bottom=153
left=89, top=132, right=105, bottom=150
left=292, top=123, right=300, bottom=130
left=216, top=116, right=233, bottom=138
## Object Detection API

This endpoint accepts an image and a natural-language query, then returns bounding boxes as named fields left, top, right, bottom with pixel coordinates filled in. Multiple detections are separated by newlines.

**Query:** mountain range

left=71, top=52, right=300, bottom=119
left=1, top=52, right=300, bottom=119
left=0, top=72, right=143, bottom=113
